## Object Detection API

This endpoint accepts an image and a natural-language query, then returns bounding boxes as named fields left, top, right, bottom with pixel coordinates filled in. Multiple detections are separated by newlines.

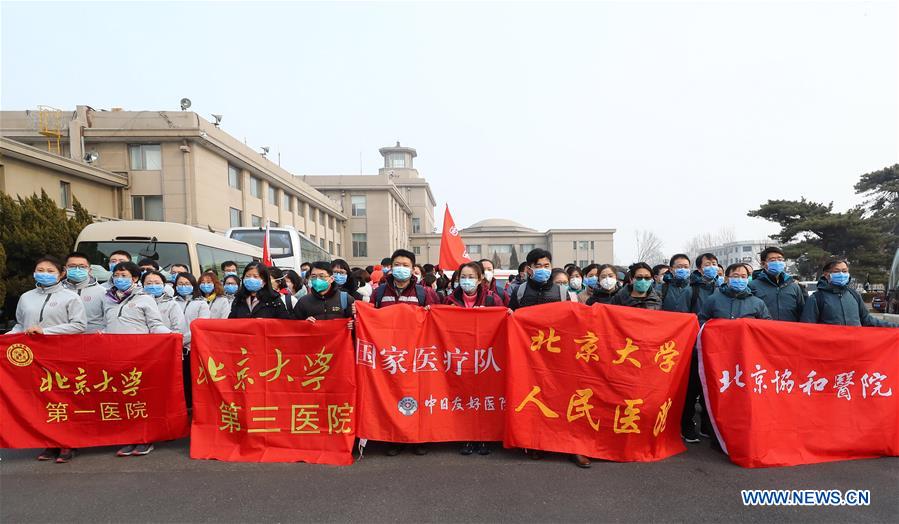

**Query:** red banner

left=355, top=303, right=508, bottom=442
left=438, top=205, right=471, bottom=270
left=699, top=319, right=899, bottom=468
left=190, top=319, right=356, bottom=465
left=0, top=333, right=188, bottom=448
left=504, top=302, right=699, bottom=461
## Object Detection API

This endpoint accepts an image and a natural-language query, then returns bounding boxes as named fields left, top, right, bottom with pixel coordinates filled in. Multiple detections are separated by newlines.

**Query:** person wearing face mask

left=716, top=265, right=726, bottom=288
left=331, top=259, right=363, bottom=301
left=101, top=250, right=132, bottom=289
left=220, top=260, right=239, bottom=279
left=577, top=264, right=599, bottom=303
left=509, top=249, right=571, bottom=310
left=222, top=274, right=241, bottom=304
left=551, top=269, right=580, bottom=302
left=12, top=256, right=86, bottom=464
left=652, top=264, right=669, bottom=294
left=293, top=261, right=355, bottom=323
left=748, top=247, right=806, bottom=322
left=586, top=264, right=621, bottom=305
left=698, top=264, right=771, bottom=324
left=800, top=259, right=897, bottom=327
left=687, top=253, right=721, bottom=313
left=197, top=272, right=230, bottom=319
left=228, top=262, right=293, bottom=319
left=478, top=258, right=510, bottom=306
left=167, top=264, right=190, bottom=297
left=660, top=254, right=695, bottom=313
left=62, top=251, right=106, bottom=333
left=299, top=262, right=312, bottom=280
left=174, top=273, right=212, bottom=350
left=445, top=262, right=503, bottom=308
left=565, top=266, right=586, bottom=300
left=102, top=261, right=170, bottom=458
left=610, top=262, right=663, bottom=310
left=352, top=268, right=373, bottom=303
left=141, top=270, right=185, bottom=335
left=373, top=249, right=440, bottom=308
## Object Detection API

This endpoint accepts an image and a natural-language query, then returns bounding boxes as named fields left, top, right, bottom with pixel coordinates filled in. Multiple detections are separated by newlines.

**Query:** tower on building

left=378, top=141, right=418, bottom=178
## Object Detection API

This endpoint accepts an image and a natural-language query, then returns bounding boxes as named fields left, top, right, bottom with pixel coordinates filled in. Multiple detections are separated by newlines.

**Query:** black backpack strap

left=689, top=284, right=702, bottom=313
left=415, top=285, right=426, bottom=306
left=374, top=284, right=387, bottom=307
left=814, top=289, right=825, bottom=322
left=661, top=282, right=670, bottom=302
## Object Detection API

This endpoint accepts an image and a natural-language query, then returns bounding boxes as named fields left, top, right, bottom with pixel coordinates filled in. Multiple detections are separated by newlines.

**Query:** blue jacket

left=659, top=272, right=694, bottom=313
left=748, top=269, right=806, bottom=322
left=800, top=278, right=897, bottom=328
left=699, top=286, right=772, bottom=325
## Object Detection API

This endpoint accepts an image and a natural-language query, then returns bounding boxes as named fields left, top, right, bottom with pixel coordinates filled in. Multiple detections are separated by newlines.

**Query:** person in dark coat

left=294, top=261, right=355, bottom=325
left=445, top=262, right=503, bottom=308
left=228, top=262, right=292, bottom=319
left=660, top=254, right=694, bottom=313
left=330, top=258, right=363, bottom=301
left=748, top=246, right=806, bottom=322
left=585, top=264, right=621, bottom=305
left=800, top=259, right=897, bottom=327
left=478, top=258, right=509, bottom=306
left=699, top=263, right=772, bottom=324
left=508, top=248, right=572, bottom=310
left=610, top=262, right=662, bottom=310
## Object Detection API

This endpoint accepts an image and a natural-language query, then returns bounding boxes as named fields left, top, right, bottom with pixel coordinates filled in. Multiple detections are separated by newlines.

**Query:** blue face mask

left=633, top=279, right=653, bottom=293
left=702, top=266, right=718, bottom=279
left=728, top=277, right=749, bottom=292
left=392, top=266, right=412, bottom=281
left=113, top=276, right=133, bottom=291
left=532, top=268, right=551, bottom=283
left=460, top=277, right=478, bottom=293
left=333, top=273, right=348, bottom=286
left=66, top=267, right=89, bottom=283
left=830, top=272, right=850, bottom=287
left=199, top=283, right=214, bottom=294
left=674, top=267, right=691, bottom=280
left=300, top=270, right=308, bottom=278
left=144, top=284, right=165, bottom=297
left=108, top=261, right=120, bottom=272
left=583, top=276, right=598, bottom=288
left=243, top=277, right=264, bottom=292
left=223, top=271, right=237, bottom=278
left=34, top=272, right=59, bottom=287
left=167, top=273, right=177, bottom=283
left=223, top=283, right=239, bottom=294
left=176, top=285, right=194, bottom=296
left=716, top=275, right=725, bottom=287
left=766, top=261, right=786, bottom=275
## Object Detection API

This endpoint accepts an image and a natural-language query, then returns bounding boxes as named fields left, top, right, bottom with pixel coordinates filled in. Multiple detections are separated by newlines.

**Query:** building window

left=319, top=210, right=325, bottom=224
left=319, top=238, right=325, bottom=249
left=466, top=244, right=481, bottom=255
left=743, top=245, right=753, bottom=252
left=229, top=207, right=242, bottom=228
left=228, top=164, right=241, bottom=189
left=251, top=215, right=261, bottom=227
left=520, top=244, right=536, bottom=253
left=329, top=241, right=334, bottom=254
left=59, top=181, right=72, bottom=209
left=488, top=244, right=513, bottom=254
left=310, top=234, right=316, bottom=242
left=387, top=152, right=406, bottom=168
left=352, top=233, right=368, bottom=258
left=413, top=246, right=421, bottom=255
left=351, top=195, right=366, bottom=217
left=282, top=193, right=292, bottom=211
left=128, top=144, right=162, bottom=170
left=336, top=243, right=341, bottom=256
left=267, top=186, right=277, bottom=205
left=132, top=195, right=163, bottom=221
left=590, top=241, right=595, bottom=250
left=572, top=241, right=577, bottom=250
left=249, top=177, right=261, bottom=198
left=578, top=241, right=590, bottom=250
left=412, top=217, right=421, bottom=234
left=268, top=220, right=278, bottom=228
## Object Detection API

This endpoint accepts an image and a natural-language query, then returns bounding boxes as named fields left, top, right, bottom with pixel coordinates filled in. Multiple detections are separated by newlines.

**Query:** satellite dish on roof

left=180, top=98, right=192, bottom=111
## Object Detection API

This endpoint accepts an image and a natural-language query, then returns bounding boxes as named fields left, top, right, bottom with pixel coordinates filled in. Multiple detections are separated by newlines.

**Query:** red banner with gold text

left=699, top=319, right=899, bottom=468
left=504, top=302, right=699, bottom=461
left=0, top=333, right=188, bottom=448
left=190, top=319, right=356, bottom=465
left=355, top=303, right=508, bottom=443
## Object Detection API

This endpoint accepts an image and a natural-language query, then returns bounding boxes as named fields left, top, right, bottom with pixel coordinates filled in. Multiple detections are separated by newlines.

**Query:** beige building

left=1, top=105, right=346, bottom=257
left=301, top=142, right=436, bottom=267
left=411, top=218, right=615, bottom=269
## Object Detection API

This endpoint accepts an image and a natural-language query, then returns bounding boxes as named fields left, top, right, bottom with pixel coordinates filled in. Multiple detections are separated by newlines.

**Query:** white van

left=225, top=226, right=331, bottom=273
left=76, top=221, right=262, bottom=281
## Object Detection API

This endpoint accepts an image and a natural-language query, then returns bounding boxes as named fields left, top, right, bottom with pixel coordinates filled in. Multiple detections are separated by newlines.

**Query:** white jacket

left=174, top=295, right=210, bottom=348
left=10, top=281, right=86, bottom=334
left=63, top=277, right=106, bottom=333
left=102, top=288, right=170, bottom=334
left=154, top=294, right=185, bottom=335
left=207, top=295, right=231, bottom=319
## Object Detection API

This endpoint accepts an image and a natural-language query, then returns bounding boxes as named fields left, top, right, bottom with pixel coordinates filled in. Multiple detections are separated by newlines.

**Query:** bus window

left=77, top=241, right=190, bottom=276
left=300, top=236, right=330, bottom=263
left=228, top=230, right=293, bottom=257
left=196, top=244, right=258, bottom=275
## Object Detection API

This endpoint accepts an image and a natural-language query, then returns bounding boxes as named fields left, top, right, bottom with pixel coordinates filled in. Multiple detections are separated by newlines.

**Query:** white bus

left=76, top=221, right=262, bottom=281
left=225, top=226, right=331, bottom=272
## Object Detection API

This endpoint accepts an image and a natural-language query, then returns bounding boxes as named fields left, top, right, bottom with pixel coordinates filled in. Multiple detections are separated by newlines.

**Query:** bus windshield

left=77, top=241, right=190, bottom=279
left=229, top=230, right=293, bottom=257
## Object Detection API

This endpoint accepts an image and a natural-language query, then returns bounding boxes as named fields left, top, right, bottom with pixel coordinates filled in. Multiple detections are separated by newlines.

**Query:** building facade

left=302, top=142, right=436, bottom=267
left=1, top=105, right=347, bottom=256
left=411, top=218, right=615, bottom=269
left=693, top=240, right=775, bottom=269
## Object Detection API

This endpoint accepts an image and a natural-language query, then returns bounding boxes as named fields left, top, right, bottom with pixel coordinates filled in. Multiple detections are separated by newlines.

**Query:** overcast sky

left=3, top=0, right=897, bottom=264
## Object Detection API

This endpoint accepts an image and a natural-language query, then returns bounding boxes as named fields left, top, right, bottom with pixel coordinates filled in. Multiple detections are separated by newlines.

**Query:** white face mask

left=600, top=276, right=617, bottom=290
left=570, top=277, right=582, bottom=289
left=484, top=270, right=494, bottom=282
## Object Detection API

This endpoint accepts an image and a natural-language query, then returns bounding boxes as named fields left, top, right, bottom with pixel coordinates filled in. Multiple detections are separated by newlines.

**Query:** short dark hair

left=628, top=262, right=654, bottom=279
left=223, top=274, right=241, bottom=286
left=391, top=249, right=416, bottom=265
left=300, top=262, right=312, bottom=270
left=140, top=269, right=166, bottom=285
left=423, top=264, right=435, bottom=274
left=380, top=257, right=392, bottom=266
left=109, top=250, right=132, bottom=261
left=138, top=258, right=160, bottom=270
left=582, top=263, right=599, bottom=276
left=760, top=246, right=785, bottom=261
left=695, top=252, right=718, bottom=268
left=822, top=258, right=849, bottom=272
left=526, top=248, right=552, bottom=265
left=652, top=264, right=669, bottom=276
left=422, top=273, right=437, bottom=286
left=566, top=266, right=583, bottom=278
left=221, top=260, right=238, bottom=270
left=365, top=265, right=374, bottom=274
left=65, top=251, right=90, bottom=264
left=174, top=272, right=201, bottom=299
left=170, top=263, right=189, bottom=272
left=236, top=262, right=278, bottom=302
left=35, top=255, right=64, bottom=273
left=725, top=263, right=750, bottom=277
left=113, top=261, right=141, bottom=278
left=669, top=253, right=690, bottom=267
left=518, top=262, right=528, bottom=272
left=310, top=261, right=333, bottom=275
left=331, top=258, right=351, bottom=273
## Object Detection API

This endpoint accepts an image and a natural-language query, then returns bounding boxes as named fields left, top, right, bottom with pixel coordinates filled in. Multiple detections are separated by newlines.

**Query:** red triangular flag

left=262, top=225, right=273, bottom=267
left=438, top=205, right=471, bottom=270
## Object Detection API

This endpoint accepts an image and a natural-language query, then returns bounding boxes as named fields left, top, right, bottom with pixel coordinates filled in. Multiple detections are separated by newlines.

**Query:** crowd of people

left=9, top=245, right=895, bottom=465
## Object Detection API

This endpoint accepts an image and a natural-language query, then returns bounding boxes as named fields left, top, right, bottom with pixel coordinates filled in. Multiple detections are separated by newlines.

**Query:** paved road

left=2, top=440, right=896, bottom=523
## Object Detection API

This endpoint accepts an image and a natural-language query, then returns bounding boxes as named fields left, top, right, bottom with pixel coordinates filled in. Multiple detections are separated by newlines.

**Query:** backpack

left=516, top=282, right=569, bottom=303
left=374, top=283, right=427, bottom=307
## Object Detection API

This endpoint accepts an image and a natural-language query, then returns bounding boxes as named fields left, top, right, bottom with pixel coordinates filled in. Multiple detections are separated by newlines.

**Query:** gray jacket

left=208, top=295, right=231, bottom=319
left=175, top=295, right=210, bottom=348
left=63, top=276, right=107, bottom=333
left=102, top=289, right=170, bottom=334
left=800, top=278, right=897, bottom=328
left=748, top=271, right=806, bottom=322
left=154, top=294, right=185, bottom=336
left=699, top=287, right=772, bottom=325
left=10, top=281, right=86, bottom=334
